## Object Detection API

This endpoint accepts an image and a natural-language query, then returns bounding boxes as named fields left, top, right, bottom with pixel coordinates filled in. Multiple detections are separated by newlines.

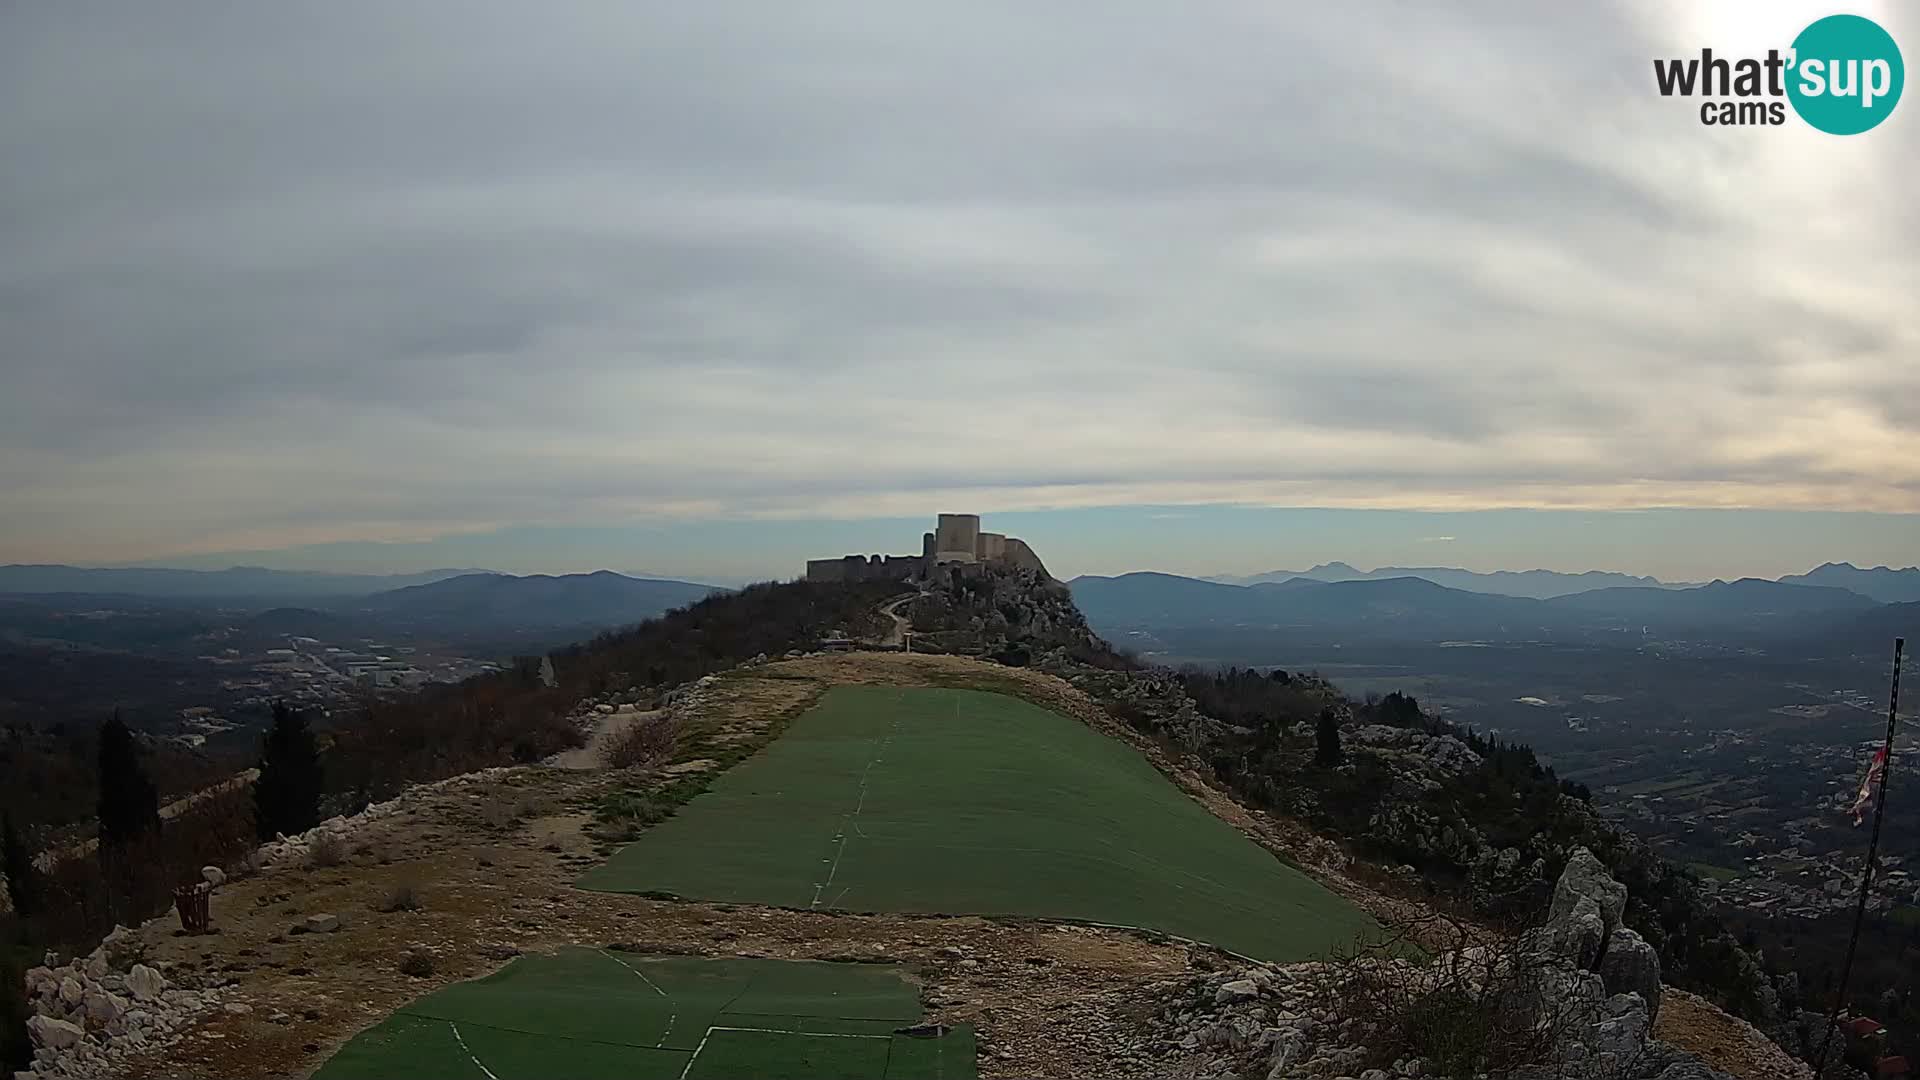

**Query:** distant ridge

left=1778, top=561, right=1920, bottom=604
left=1070, top=569, right=1882, bottom=639
left=0, top=563, right=489, bottom=599
left=347, top=570, right=722, bottom=629
left=1205, top=563, right=1687, bottom=599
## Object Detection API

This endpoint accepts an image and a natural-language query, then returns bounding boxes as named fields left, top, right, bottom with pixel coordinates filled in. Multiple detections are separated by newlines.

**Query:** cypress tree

left=1, top=812, right=36, bottom=917
left=1314, top=707, right=1344, bottom=768
left=97, top=711, right=160, bottom=851
left=254, top=702, right=324, bottom=841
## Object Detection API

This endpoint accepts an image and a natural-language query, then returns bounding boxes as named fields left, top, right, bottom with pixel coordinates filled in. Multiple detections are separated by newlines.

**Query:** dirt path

left=873, top=591, right=919, bottom=648
left=545, top=704, right=661, bottom=769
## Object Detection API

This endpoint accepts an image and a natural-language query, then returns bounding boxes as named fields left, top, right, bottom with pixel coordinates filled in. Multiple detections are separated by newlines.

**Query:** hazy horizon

left=26, top=506, right=1916, bottom=587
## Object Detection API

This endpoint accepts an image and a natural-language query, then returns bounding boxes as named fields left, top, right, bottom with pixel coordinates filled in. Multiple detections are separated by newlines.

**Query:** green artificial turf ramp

left=313, top=950, right=974, bottom=1080
left=579, top=685, right=1374, bottom=960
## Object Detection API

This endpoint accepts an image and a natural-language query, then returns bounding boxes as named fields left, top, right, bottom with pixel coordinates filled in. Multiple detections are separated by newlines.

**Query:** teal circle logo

left=1787, top=14, right=1904, bottom=134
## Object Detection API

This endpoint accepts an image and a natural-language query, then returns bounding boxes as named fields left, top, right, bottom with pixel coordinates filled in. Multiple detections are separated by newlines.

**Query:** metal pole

left=1816, top=637, right=1905, bottom=1075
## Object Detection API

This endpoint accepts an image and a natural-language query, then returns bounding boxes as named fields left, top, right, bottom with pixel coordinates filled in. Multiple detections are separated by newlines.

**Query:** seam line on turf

left=397, top=1013, right=707, bottom=1053
left=709, top=1025, right=892, bottom=1039
left=599, top=948, right=677, bottom=1048
left=448, top=1021, right=500, bottom=1080
left=810, top=710, right=901, bottom=909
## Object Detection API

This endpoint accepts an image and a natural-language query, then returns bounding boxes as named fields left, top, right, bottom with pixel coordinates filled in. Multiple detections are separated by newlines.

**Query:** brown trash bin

left=174, top=881, right=212, bottom=934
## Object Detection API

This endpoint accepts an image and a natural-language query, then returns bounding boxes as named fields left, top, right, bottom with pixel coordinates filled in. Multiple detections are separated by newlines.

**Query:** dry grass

left=376, top=882, right=423, bottom=913
left=305, top=832, right=348, bottom=869
left=476, top=793, right=528, bottom=831
left=603, top=713, right=679, bottom=769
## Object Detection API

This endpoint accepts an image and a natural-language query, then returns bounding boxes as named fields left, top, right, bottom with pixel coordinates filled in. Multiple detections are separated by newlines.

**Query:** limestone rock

left=1548, top=847, right=1626, bottom=942
left=56, top=978, right=82, bottom=1008
left=125, top=965, right=167, bottom=1003
left=100, top=925, right=143, bottom=970
left=304, top=913, right=340, bottom=934
left=1598, top=926, right=1663, bottom=1020
left=25, top=1017, right=83, bottom=1051
left=1591, top=993, right=1650, bottom=1059
left=201, top=865, right=226, bottom=888
left=1554, top=896, right=1607, bottom=969
left=81, top=991, right=124, bottom=1026
left=1214, top=979, right=1260, bottom=1005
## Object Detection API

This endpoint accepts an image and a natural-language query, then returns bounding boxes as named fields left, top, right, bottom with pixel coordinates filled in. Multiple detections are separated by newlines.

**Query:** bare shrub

left=1312, top=912, right=1626, bottom=1080
left=476, top=789, right=540, bottom=832
left=378, top=883, right=423, bottom=913
left=305, top=832, right=348, bottom=869
left=398, top=948, right=436, bottom=977
left=225, top=847, right=267, bottom=883
left=603, top=714, right=679, bottom=770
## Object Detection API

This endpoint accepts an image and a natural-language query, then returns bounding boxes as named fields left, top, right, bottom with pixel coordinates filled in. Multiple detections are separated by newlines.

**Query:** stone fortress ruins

left=805, top=513, right=1049, bottom=583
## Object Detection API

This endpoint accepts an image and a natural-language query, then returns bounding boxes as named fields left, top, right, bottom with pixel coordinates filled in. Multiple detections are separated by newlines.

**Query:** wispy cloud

left=1418, top=536, right=1458, bottom=544
left=1, top=2, right=1916, bottom=564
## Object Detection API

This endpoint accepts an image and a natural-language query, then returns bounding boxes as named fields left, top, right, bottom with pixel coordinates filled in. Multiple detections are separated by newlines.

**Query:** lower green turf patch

left=313, top=950, right=973, bottom=1080
left=578, top=685, right=1374, bottom=960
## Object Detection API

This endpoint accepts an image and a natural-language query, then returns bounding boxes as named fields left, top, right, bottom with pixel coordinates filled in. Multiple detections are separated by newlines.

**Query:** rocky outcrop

left=1346, top=724, right=1484, bottom=781
left=1600, top=928, right=1664, bottom=1022
left=1540, top=848, right=1664, bottom=1024
left=18, top=928, right=229, bottom=1080
left=1147, top=850, right=1783, bottom=1079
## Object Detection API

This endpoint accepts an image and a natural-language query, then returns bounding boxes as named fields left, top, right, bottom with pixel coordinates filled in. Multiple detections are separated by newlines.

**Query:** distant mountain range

left=338, top=571, right=721, bottom=630
left=0, top=564, right=489, bottom=599
left=1204, top=560, right=1920, bottom=603
left=1070, top=570, right=1905, bottom=652
left=1205, top=562, right=1689, bottom=599
left=1777, top=562, right=1920, bottom=604
left=0, top=565, right=726, bottom=645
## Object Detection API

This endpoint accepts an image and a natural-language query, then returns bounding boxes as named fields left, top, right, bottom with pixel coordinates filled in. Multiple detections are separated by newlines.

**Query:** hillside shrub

left=306, top=832, right=347, bottom=869
left=603, top=714, right=678, bottom=770
left=1317, top=915, right=1606, bottom=1079
left=378, top=882, right=423, bottom=913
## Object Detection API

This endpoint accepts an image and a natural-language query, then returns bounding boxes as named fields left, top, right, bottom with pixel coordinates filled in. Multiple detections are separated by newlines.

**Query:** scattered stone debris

left=18, top=926, right=230, bottom=1079
left=1144, top=849, right=1808, bottom=1080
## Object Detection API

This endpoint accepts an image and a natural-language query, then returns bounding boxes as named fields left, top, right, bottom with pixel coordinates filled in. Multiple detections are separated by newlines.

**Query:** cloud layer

left=3, top=1, right=1916, bottom=562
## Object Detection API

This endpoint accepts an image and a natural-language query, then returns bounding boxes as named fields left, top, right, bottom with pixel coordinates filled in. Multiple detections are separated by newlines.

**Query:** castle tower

left=933, top=513, right=980, bottom=563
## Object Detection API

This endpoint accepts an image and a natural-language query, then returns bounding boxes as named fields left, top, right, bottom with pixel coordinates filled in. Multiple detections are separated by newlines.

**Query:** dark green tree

left=96, top=711, right=160, bottom=850
left=1, top=951, right=29, bottom=1073
left=1, top=811, right=36, bottom=917
left=254, top=701, right=324, bottom=841
left=1315, top=707, right=1344, bottom=768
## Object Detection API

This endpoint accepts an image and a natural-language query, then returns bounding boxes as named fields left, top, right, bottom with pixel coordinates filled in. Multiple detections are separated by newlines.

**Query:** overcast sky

left=3, top=2, right=1916, bottom=581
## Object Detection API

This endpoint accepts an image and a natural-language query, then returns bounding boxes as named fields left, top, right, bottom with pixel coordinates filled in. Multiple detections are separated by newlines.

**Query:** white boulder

left=25, top=1016, right=84, bottom=1051
left=125, top=965, right=167, bottom=1003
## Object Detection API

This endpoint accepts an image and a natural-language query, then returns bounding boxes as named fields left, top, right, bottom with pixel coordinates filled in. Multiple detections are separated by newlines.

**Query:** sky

left=3, top=2, right=1917, bottom=584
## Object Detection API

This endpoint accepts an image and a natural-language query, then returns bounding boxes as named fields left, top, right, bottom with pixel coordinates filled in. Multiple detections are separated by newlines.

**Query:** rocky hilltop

left=7, top=572, right=1854, bottom=1079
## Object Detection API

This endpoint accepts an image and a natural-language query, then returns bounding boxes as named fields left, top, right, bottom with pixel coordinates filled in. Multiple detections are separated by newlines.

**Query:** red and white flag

left=1851, top=746, right=1889, bottom=826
